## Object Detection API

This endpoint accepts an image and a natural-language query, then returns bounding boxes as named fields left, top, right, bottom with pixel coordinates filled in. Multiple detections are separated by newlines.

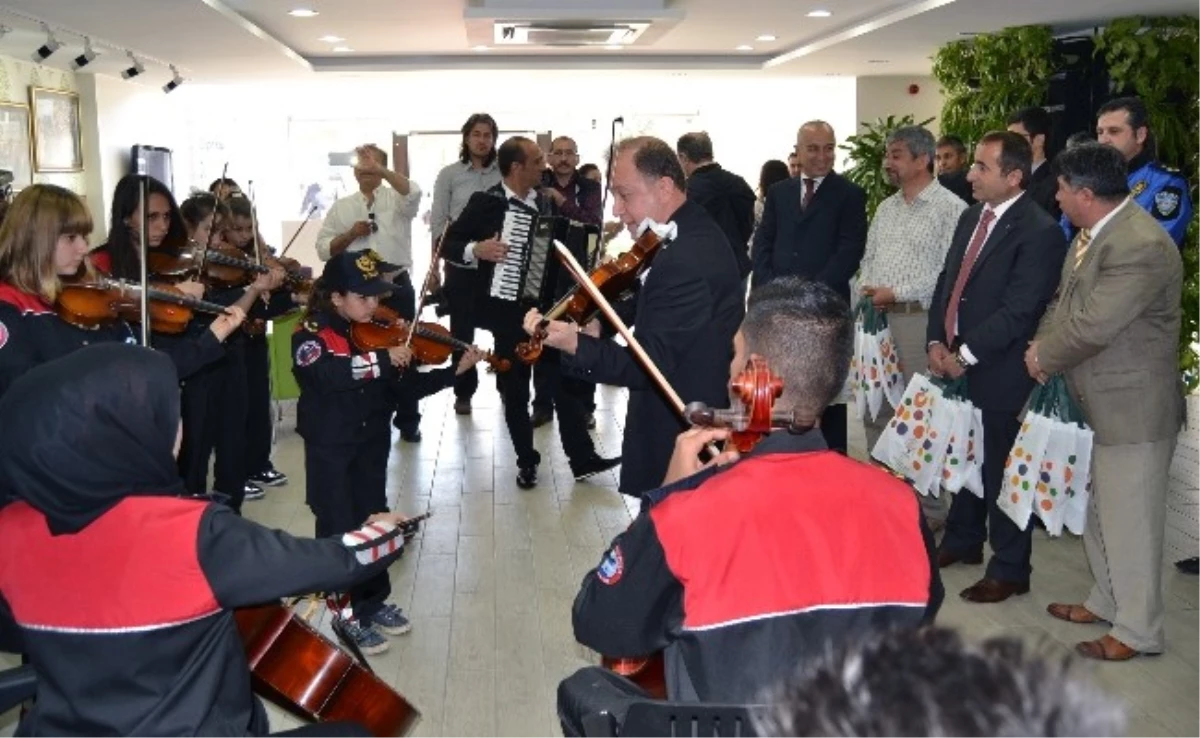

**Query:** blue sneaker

left=370, top=604, right=412, bottom=636
left=340, top=618, right=389, bottom=655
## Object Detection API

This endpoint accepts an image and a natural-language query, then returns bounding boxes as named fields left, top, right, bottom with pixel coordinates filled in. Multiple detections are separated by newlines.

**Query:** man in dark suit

left=751, top=120, right=866, bottom=453
left=441, top=136, right=619, bottom=490
left=525, top=136, right=745, bottom=496
left=1008, top=106, right=1061, bottom=219
left=676, top=132, right=756, bottom=279
left=926, top=131, right=1068, bottom=603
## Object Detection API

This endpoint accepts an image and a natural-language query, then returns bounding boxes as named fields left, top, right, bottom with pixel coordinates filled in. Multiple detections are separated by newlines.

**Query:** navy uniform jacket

left=572, top=430, right=942, bottom=703
left=292, top=310, right=456, bottom=446
left=1060, top=151, right=1192, bottom=246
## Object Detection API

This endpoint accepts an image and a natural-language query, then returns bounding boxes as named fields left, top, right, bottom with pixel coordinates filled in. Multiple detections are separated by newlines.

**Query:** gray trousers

left=861, top=310, right=948, bottom=522
left=1083, top=436, right=1177, bottom=652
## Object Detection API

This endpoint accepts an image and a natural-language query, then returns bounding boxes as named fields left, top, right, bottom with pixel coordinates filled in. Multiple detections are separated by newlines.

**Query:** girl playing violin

left=0, top=343, right=409, bottom=736
left=293, top=249, right=483, bottom=655
left=172, top=190, right=284, bottom=507
left=0, top=184, right=241, bottom=397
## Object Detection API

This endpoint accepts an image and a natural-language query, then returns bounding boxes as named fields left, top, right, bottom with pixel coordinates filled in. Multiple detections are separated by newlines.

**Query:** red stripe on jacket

left=0, top=497, right=220, bottom=631
left=650, top=452, right=931, bottom=631
left=317, top=326, right=352, bottom=357
left=0, top=283, right=54, bottom=315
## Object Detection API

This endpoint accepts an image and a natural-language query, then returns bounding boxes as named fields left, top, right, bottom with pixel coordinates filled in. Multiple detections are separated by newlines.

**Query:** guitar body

left=601, top=653, right=667, bottom=700
left=235, top=604, right=420, bottom=737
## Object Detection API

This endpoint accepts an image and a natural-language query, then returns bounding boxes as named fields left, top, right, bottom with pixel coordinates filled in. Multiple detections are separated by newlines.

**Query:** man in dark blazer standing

left=525, top=136, right=744, bottom=496
left=676, top=132, right=756, bottom=279
left=1007, top=106, right=1061, bottom=220
left=926, top=131, right=1068, bottom=603
left=442, top=136, right=618, bottom=490
left=751, top=120, right=867, bottom=452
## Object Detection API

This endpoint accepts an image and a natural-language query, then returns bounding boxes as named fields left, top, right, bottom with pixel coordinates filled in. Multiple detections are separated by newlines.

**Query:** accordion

left=487, top=198, right=601, bottom=308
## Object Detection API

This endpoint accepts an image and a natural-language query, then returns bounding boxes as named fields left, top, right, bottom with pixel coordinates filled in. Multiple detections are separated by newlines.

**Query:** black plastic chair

left=582, top=700, right=767, bottom=737
left=0, top=665, right=35, bottom=713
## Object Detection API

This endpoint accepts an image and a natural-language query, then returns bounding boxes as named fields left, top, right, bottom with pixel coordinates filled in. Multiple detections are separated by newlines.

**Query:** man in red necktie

left=925, top=131, right=1067, bottom=604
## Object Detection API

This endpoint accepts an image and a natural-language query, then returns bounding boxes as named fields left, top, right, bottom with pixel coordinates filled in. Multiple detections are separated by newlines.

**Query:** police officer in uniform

left=1062, top=97, right=1192, bottom=246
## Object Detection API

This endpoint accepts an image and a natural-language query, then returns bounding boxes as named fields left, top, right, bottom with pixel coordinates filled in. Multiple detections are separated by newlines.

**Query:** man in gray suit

left=1026, top=143, right=1184, bottom=661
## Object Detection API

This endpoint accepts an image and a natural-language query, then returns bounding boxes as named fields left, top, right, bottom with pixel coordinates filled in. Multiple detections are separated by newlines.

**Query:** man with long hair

left=431, top=113, right=501, bottom=415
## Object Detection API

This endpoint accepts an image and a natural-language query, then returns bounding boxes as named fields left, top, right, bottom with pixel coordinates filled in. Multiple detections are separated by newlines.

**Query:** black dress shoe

left=400, top=428, right=422, bottom=443
left=1175, top=557, right=1199, bottom=575
left=454, top=399, right=472, bottom=416
left=571, top=456, right=622, bottom=481
left=936, top=548, right=984, bottom=568
left=516, top=465, right=538, bottom=490
left=531, top=408, right=554, bottom=428
left=960, top=577, right=1030, bottom=603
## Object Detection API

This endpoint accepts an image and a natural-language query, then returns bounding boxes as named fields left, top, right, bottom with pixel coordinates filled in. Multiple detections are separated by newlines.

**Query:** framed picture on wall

left=0, top=102, right=33, bottom=190
left=30, top=87, right=83, bottom=173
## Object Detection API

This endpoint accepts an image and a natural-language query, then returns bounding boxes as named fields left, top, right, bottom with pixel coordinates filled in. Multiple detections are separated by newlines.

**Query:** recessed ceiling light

left=473, top=45, right=490, bottom=51
left=332, top=46, right=352, bottom=53
left=756, top=34, right=777, bottom=42
left=288, top=8, right=319, bottom=18
left=736, top=44, right=754, bottom=51
left=867, top=59, right=890, bottom=63
left=318, top=35, right=345, bottom=42
left=603, top=44, right=623, bottom=50
left=807, top=9, right=833, bottom=18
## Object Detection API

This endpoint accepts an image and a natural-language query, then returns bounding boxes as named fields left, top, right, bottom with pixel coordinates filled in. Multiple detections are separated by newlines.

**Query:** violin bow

left=199, top=162, right=229, bottom=276
left=137, top=176, right=151, bottom=347
left=246, top=180, right=270, bottom=307
left=551, top=239, right=719, bottom=459
left=407, top=220, right=451, bottom=349
left=280, top=204, right=318, bottom=259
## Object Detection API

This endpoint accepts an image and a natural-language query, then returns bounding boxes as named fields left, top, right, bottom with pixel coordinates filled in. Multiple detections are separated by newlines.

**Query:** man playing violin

left=523, top=136, right=743, bottom=497
left=556, top=278, right=943, bottom=736
left=442, top=136, right=618, bottom=490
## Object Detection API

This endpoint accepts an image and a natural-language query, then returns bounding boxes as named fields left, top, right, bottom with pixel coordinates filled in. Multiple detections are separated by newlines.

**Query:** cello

left=600, top=357, right=790, bottom=699
left=235, top=513, right=432, bottom=737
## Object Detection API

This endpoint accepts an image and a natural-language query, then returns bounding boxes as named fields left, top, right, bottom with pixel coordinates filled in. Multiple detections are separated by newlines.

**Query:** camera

left=368, top=211, right=378, bottom=233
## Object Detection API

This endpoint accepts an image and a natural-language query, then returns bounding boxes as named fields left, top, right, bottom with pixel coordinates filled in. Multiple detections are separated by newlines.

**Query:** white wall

left=854, top=75, right=943, bottom=136
left=76, top=73, right=190, bottom=236
left=172, top=70, right=858, bottom=248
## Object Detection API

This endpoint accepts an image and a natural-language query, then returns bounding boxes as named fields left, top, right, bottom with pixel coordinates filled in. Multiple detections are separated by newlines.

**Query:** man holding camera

left=316, top=144, right=425, bottom=440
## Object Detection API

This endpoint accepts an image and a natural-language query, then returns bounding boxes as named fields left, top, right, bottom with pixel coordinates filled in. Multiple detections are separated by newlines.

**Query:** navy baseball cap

left=321, top=249, right=399, bottom=296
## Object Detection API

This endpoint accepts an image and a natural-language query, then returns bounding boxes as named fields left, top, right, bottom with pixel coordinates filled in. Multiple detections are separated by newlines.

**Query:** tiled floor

left=1, top=382, right=1197, bottom=736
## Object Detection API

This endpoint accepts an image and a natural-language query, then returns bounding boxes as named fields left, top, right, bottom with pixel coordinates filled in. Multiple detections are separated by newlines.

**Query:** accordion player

left=488, top=198, right=598, bottom=310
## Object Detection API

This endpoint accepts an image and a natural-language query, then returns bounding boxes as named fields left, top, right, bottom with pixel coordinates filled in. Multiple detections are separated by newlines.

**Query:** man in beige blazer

left=1026, top=143, right=1184, bottom=660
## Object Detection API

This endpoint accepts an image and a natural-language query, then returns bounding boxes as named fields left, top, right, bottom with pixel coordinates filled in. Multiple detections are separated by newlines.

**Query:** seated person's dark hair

left=758, top=626, right=1126, bottom=737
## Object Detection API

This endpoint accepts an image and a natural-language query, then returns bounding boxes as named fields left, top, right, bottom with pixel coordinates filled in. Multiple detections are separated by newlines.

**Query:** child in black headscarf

left=0, top=343, right=408, bottom=737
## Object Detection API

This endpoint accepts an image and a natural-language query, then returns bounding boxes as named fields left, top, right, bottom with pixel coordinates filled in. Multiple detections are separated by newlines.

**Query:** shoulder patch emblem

left=0, top=320, right=8, bottom=350
left=1153, top=187, right=1182, bottom=220
left=1130, top=180, right=1148, bottom=198
left=295, top=339, right=322, bottom=367
left=597, top=545, right=624, bottom=585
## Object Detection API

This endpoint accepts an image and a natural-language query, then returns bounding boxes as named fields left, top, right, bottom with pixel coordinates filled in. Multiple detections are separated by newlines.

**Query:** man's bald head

left=796, top=121, right=837, bottom=179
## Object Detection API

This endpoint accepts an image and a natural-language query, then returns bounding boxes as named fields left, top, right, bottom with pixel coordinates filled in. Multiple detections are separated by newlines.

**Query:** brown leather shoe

left=959, top=577, right=1030, bottom=603
left=1047, top=602, right=1109, bottom=624
left=936, top=548, right=984, bottom=568
left=1075, top=635, right=1141, bottom=661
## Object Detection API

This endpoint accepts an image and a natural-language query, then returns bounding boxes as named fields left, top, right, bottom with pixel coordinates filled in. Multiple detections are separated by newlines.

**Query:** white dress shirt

left=315, top=183, right=422, bottom=267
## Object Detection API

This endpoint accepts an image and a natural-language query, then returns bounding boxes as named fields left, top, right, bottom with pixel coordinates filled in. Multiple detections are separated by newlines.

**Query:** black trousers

left=306, top=429, right=392, bottom=621
left=244, top=335, right=274, bottom=476
left=533, top=350, right=597, bottom=415
left=485, top=304, right=599, bottom=470
left=444, top=266, right=478, bottom=403
left=557, top=666, right=650, bottom=737
left=179, top=340, right=250, bottom=510
left=941, top=410, right=1031, bottom=583
left=382, top=272, right=421, bottom=432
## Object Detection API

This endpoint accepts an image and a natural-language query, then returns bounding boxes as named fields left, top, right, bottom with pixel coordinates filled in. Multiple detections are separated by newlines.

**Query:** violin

left=350, top=309, right=511, bottom=373
left=685, top=356, right=801, bottom=453
left=56, top=278, right=232, bottom=334
left=597, top=358, right=789, bottom=696
left=515, top=228, right=666, bottom=364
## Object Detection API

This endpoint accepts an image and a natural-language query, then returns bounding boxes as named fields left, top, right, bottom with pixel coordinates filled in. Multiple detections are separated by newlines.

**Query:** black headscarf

left=0, top=343, right=186, bottom=535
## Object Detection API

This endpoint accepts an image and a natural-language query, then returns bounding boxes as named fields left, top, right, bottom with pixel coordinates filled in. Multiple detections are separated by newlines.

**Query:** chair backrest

left=619, top=701, right=768, bottom=737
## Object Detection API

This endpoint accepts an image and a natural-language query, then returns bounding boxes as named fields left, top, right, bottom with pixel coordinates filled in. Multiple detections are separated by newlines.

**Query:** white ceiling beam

left=196, top=0, right=312, bottom=71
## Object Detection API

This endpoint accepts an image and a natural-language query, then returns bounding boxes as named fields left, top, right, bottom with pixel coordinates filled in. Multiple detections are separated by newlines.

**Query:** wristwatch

left=953, top=350, right=970, bottom=369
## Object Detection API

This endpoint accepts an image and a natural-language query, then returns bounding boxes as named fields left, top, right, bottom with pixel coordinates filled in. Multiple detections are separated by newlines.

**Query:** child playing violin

left=0, top=343, right=408, bottom=736
left=294, top=248, right=484, bottom=654
left=0, top=184, right=245, bottom=398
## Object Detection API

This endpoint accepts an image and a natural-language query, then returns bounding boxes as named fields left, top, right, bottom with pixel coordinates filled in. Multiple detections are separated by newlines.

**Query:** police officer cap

left=320, top=249, right=399, bottom=296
